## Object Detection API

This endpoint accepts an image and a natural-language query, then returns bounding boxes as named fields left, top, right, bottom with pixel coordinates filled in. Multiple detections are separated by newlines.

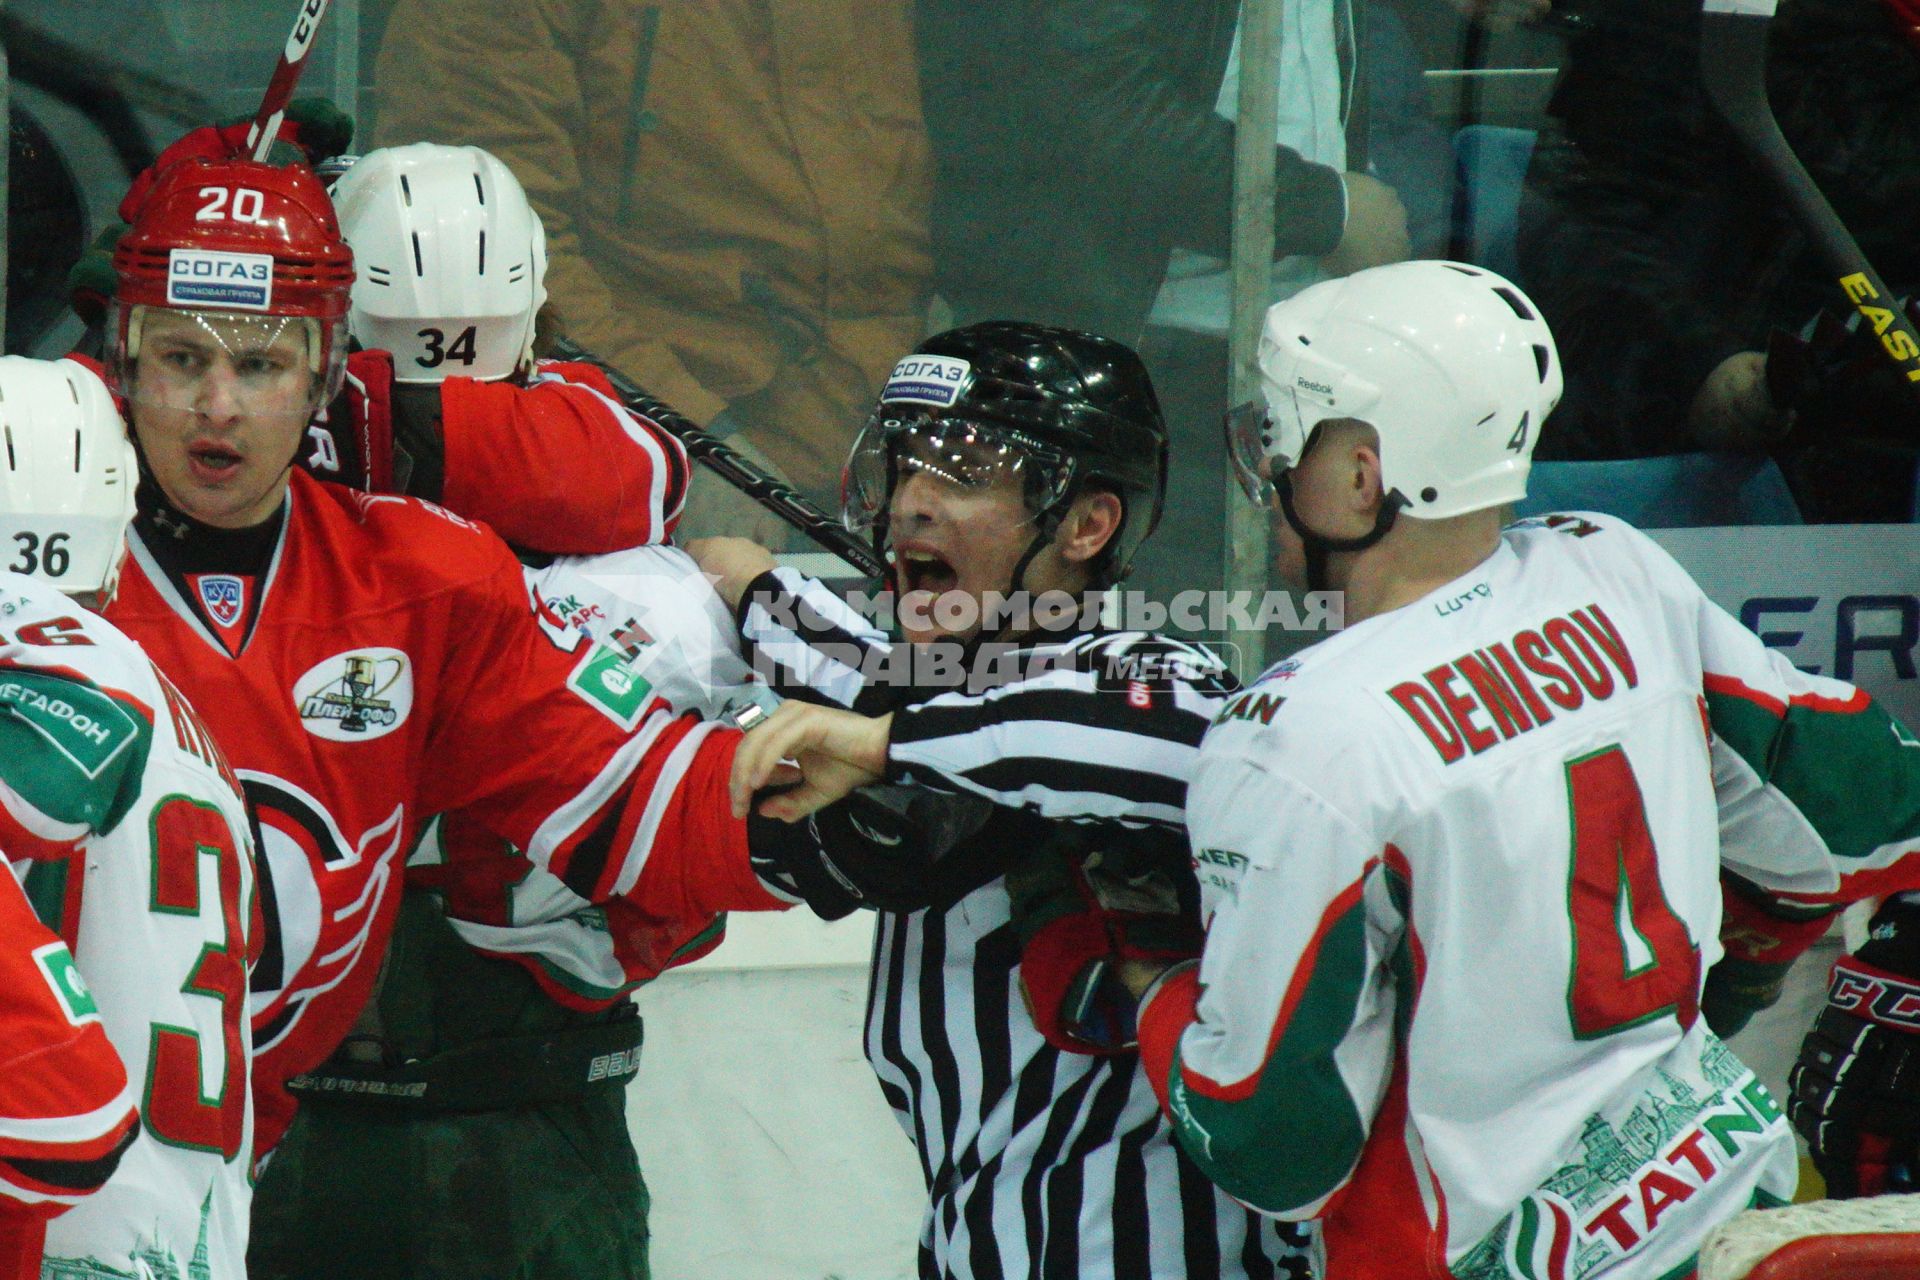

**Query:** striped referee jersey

left=739, top=568, right=1312, bottom=1280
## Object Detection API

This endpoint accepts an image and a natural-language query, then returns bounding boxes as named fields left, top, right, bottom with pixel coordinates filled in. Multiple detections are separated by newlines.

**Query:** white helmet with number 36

left=330, top=143, right=548, bottom=384
left=1233, top=260, right=1563, bottom=520
left=0, top=356, right=138, bottom=598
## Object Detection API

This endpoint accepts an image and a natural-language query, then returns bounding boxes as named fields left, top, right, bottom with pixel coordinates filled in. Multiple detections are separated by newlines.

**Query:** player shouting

left=696, top=322, right=1310, bottom=1280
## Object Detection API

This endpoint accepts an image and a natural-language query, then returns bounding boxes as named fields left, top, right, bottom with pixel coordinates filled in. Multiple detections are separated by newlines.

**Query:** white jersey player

left=0, top=356, right=255, bottom=1280
left=1126, top=262, right=1920, bottom=1280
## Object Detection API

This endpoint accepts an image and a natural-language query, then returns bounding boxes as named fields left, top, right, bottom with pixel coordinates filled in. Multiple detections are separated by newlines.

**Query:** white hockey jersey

left=1138, top=513, right=1920, bottom=1280
left=412, top=543, right=774, bottom=1005
left=0, top=574, right=255, bottom=1280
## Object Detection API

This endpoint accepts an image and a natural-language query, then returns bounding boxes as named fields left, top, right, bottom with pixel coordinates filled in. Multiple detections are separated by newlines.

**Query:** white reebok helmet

left=1239, top=260, right=1563, bottom=519
left=330, top=143, right=548, bottom=384
left=0, top=357, right=138, bottom=597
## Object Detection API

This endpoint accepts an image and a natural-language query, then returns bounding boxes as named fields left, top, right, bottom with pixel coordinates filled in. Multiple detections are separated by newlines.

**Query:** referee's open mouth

left=896, top=545, right=958, bottom=596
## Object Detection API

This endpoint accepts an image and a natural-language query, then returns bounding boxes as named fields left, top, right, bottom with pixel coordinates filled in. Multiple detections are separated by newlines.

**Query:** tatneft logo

left=293, top=648, right=413, bottom=741
left=166, top=249, right=274, bottom=311
left=882, top=355, right=971, bottom=408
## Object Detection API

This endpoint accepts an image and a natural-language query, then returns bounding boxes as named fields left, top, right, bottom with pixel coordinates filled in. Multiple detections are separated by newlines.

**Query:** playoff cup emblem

left=293, top=648, right=414, bottom=741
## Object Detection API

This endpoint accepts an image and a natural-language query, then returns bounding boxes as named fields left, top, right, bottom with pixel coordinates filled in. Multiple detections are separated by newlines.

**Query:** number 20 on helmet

left=109, top=156, right=356, bottom=418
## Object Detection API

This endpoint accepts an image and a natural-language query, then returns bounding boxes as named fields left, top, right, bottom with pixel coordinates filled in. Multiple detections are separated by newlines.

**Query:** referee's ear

left=1055, top=490, right=1124, bottom=570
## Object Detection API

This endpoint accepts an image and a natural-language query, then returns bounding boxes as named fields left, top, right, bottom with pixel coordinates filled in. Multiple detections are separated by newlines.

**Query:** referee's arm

left=887, top=632, right=1236, bottom=827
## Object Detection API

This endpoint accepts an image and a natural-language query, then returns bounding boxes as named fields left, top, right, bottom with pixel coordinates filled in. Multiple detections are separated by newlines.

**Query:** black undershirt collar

left=133, top=478, right=287, bottom=651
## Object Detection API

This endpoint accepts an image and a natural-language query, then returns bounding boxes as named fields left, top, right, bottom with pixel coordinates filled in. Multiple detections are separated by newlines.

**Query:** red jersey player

left=90, top=111, right=689, bottom=558
left=313, top=140, right=690, bottom=551
left=0, top=865, right=135, bottom=1280
left=91, top=154, right=812, bottom=1162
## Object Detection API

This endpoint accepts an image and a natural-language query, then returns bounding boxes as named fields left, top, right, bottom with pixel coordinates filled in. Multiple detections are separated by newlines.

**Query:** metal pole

left=0, top=32, right=11, bottom=343
left=1225, top=0, right=1282, bottom=679
left=331, top=0, right=360, bottom=132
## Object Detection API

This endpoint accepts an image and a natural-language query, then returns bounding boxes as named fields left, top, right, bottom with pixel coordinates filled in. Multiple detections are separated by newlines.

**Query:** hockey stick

left=244, top=0, right=335, bottom=162
left=549, top=338, right=886, bottom=577
left=1699, top=0, right=1920, bottom=399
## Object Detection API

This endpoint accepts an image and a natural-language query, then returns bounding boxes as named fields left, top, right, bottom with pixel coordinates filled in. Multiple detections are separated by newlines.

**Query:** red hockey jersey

left=306, top=351, right=689, bottom=552
left=104, top=471, right=780, bottom=1154
left=0, top=862, right=136, bottom=1225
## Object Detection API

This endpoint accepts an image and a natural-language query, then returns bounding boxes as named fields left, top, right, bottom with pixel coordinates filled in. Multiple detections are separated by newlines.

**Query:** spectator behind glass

left=370, top=0, right=934, bottom=540
left=914, top=0, right=1410, bottom=348
left=914, top=0, right=1416, bottom=608
left=1516, top=0, right=1920, bottom=519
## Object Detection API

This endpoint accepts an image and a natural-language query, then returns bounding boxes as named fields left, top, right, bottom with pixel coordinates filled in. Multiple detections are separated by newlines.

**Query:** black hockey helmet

left=844, top=320, right=1168, bottom=586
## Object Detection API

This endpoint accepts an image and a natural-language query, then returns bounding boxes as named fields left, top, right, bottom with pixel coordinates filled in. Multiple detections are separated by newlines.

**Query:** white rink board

left=629, top=524, right=1920, bottom=1277
left=1648, top=523, right=1920, bottom=725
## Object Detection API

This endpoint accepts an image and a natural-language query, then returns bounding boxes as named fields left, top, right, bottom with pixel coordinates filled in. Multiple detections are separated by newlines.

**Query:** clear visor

left=112, top=306, right=342, bottom=424
left=841, top=414, right=1074, bottom=535
left=1224, top=400, right=1280, bottom=505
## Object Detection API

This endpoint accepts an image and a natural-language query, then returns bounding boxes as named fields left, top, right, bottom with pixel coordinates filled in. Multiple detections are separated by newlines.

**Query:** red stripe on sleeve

left=1137, top=963, right=1203, bottom=1111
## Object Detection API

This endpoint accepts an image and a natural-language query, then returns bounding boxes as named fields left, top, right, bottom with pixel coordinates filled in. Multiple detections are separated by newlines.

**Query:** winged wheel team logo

left=292, top=647, right=414, bottom=740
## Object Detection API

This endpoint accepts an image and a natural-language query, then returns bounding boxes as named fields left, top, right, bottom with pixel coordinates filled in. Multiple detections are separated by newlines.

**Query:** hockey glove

left=1789, top=895, right=1920, bottom=1197
left=1006, top=828, right=1202, bottom=1056
left=116, top=96, right=355, bottom=224
left=66, top=222, right=127, bottom=332
left=1766, top=297, right=1920, bottom=451
left=748, top=783, right=995, bottom=919
left=1701, top=875, right=1836, bottom=1039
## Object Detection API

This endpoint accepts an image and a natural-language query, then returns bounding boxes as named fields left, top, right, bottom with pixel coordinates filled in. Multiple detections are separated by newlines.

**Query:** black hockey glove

left=747, top=783, right=995, bottom=919
left=1789, top=895, right=1920, bottom=1197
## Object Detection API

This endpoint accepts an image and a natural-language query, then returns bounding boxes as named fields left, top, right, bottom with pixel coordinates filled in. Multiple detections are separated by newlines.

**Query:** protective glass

left=1224, top=399, right=1278, bottom=505
left=842, top=414, right=1075, bottom=535
left=113, top=306, right=340, bottom=424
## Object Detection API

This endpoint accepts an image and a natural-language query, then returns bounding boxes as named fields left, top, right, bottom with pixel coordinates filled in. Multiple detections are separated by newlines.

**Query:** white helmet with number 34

left=1232, top=260, right=1564, bottom=520
left=330, top=142, right=548, bottom=384
left=0, top=356, right=139, bottom=598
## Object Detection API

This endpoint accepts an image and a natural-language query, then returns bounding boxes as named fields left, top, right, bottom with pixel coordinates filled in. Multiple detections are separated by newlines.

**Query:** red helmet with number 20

left=110, top=157, right=355, bottom=413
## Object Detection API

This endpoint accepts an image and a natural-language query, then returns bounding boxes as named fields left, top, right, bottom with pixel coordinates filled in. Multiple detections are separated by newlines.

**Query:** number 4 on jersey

left=1565, top=746, right=1700, bottom=1038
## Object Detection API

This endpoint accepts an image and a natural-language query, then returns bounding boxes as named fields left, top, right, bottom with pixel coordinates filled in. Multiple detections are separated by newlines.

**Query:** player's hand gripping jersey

left=0, top=574, right=255, bottom=1280
left=105, top=470, right=782, bottom=1156
left=1137, top=513, right=1920, bottom=1280
left=303, top=351, right=692, bottom=553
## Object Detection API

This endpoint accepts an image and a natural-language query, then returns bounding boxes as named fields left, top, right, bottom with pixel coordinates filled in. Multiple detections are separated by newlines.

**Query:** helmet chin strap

left=1006, top=510, right=1060, bottom=602
left=1274, top=471, right=1403, bottom=594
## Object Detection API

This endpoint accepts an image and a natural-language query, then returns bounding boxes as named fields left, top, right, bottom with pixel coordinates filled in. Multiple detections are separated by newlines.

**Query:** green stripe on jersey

left=0, top=668, right=151, bottom=834
left=1167, top=895, right=1371, bottom=1214
left=1707, top=689, right=1920, bottom=861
